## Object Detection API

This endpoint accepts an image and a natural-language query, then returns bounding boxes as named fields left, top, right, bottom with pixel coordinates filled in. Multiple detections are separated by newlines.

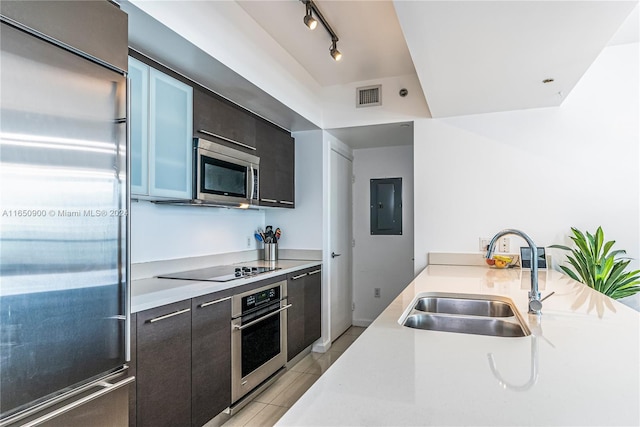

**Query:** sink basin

left=414, top=296, right=514, bottom=317
left=403, top=313, right=527, bottom=337
left=401, top=292, right=530, bottom=338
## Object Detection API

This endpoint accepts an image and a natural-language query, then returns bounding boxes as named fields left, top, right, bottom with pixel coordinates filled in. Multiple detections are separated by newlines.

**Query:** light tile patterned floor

left=220, top=326, right=366, bottom=427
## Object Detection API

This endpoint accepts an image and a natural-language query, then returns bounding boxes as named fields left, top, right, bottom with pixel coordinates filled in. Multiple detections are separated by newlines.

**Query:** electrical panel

left=370, top=177, right=402, bottom=235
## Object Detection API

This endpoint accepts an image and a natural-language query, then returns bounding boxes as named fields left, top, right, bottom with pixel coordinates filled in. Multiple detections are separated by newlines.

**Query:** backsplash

left=130, top=200, right=265, bottom=263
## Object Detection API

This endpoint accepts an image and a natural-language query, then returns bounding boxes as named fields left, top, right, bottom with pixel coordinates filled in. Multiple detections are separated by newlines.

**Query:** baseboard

left=311, top=338, right=331, bottom=353
left=352, top=319, right=372, bottom=327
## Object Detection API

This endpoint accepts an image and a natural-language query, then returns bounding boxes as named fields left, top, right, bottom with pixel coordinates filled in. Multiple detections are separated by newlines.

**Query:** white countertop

left=131, top=259, right=321, bottom=313
left=277, top=265, right=640, bottom=426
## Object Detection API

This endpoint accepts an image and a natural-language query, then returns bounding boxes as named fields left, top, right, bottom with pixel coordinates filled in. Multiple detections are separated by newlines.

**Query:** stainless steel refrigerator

left=0, top=2, right=133, bottom=425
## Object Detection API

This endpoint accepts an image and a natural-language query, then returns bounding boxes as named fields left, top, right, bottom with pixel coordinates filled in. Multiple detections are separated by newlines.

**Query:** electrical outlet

left=500, top=237, right=510, bottom=253
left=374, top=288, right=381, bottom=298
left=246, top=236, right=251, bottom=248
left=479, top=237, right=490, bottom=251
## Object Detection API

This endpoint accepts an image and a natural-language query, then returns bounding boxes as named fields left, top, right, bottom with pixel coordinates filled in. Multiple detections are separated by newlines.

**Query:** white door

left=330, top=148, right=353, bottom=340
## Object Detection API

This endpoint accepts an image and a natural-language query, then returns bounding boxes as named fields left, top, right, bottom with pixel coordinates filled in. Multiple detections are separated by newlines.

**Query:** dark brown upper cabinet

left=255, top=120, right=295, bottom=208
left=131, top=50, right=296, bottom=209
left=193, top=87, right=256, bottom=152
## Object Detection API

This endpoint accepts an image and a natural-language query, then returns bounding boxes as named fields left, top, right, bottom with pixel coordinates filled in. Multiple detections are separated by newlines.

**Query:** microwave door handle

left=250, top=165, right=255, bottom=200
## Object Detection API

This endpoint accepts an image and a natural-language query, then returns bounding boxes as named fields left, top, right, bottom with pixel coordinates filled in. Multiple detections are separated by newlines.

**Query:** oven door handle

left=234, top=304, right=292, bottom=331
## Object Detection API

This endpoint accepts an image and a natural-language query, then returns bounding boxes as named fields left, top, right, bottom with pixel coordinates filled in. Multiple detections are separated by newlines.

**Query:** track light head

left=304, top=14, right=317, bottom=30
left=303, top=4, right=317, bottom=30
left=330, top=40, right=342, bottom=61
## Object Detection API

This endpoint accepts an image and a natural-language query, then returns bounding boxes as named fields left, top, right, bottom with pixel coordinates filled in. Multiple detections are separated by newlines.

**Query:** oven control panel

left=242, top=286, right=280, bottom=312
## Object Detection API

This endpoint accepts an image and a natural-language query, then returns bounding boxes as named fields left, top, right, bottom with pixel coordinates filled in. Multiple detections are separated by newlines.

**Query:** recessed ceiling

left=235, top=0, right=637, bottom=140
left=236, top=0, right=416, bottom=86
left=238, top=1, right=637, bottom=118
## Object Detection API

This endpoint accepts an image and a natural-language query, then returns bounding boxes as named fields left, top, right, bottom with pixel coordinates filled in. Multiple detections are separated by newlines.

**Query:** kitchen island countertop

left=131, top=259, right=321, bottom=313
left=277, top=265, right=640, bottom=426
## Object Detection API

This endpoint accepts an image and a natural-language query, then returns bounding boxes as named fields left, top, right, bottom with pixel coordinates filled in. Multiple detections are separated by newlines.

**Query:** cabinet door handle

left=148, top=308, right=190, bottom=323
left=199, top=296, right=231, bottom=308
left=308, top=269, right=321, bottom=275
left=197, top=129, right=256, bottom=151
left=280, top=200, right=294, bottom=205
left=261, top=198, right=277, bottom=203
left=291, top=273, right=307, bottom=280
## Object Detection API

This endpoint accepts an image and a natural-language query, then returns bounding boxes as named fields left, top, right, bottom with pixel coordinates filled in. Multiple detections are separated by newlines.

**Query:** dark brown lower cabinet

left=191, top=294, right=232, bottom=427
left=131, top=267, right=320, bottom=426
left=287, top=267, right=322, bottom=360
left=136, top=300, right=192, bottom=427
left=303, top=269, right=322, bottom=347
left=287, top=273, right=306, bottom=360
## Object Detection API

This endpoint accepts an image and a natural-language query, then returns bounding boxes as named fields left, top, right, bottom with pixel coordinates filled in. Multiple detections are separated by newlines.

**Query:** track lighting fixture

left=330, top=39, right=342, bottom=61
left=300, top=0, right=342, bottom=61
left=303, top=3, right=317, bottom=30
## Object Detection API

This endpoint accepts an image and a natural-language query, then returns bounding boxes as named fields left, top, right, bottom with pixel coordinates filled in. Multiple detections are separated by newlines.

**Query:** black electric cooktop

left=158, top=265, right=280, bottom=282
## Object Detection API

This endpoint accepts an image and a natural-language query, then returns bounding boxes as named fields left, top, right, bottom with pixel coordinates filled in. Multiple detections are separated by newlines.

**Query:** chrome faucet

left=486, top=229, right=542, bottom=314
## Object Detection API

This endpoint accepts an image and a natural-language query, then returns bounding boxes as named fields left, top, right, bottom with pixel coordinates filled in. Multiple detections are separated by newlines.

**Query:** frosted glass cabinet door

left=128, top=57, right=149, bottom=195
left=149, top=69, right=193, bottom=199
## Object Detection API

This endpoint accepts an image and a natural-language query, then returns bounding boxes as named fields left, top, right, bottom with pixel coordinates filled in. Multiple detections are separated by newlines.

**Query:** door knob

left=331, top=252, right=341, bottom=258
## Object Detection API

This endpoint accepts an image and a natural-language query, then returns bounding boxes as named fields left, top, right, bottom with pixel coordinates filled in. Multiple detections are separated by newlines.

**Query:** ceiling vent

left=356, top=84, right=382, bottom=108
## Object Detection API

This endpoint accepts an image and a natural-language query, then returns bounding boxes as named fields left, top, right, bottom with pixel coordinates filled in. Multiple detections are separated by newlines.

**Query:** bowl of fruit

left=485, top=255, right=514, bottom=269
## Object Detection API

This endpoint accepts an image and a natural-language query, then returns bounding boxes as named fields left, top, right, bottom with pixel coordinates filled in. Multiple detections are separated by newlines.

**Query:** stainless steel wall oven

left=231, top=281, right=289, bottom=403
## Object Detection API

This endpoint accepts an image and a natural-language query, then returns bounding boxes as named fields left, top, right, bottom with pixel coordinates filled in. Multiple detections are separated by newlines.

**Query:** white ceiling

left=236, top=0, right=416, bottom=86
left=125, top=0, right=638, bottom=149
left=395, top=0, right=638, bottom=118
left=237, top=0, right=638, bottom=124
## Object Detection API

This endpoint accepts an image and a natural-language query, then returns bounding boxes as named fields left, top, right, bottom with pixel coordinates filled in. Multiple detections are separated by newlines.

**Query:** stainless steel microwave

left=194, top=138, right=259, bottom=208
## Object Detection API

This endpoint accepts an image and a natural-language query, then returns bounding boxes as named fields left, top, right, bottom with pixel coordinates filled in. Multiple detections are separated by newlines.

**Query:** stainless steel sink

left=403, top=313, right=527, bottom=337
left=401, top=293, right=530, bottom=338
left=413, top=296, right=514, bottom=317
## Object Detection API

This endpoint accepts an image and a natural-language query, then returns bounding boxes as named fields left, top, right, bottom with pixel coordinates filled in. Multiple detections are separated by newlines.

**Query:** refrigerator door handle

left=125, top=74, right=132, bottom=363
left=18, top=376, right=135, bottom=427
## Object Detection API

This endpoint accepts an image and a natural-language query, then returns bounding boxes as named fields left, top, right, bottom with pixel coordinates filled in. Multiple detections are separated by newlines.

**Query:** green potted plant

left=550, top=227, right=640, bottom=299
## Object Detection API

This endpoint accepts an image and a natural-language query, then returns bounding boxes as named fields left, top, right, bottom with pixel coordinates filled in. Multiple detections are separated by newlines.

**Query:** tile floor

left=220, top=326, right=365, bottom=427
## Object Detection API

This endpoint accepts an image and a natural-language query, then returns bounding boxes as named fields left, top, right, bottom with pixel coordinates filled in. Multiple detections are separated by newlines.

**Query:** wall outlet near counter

left=500, top=237, right=510, bottom=253
left=479, top=237, right=510, bottom=253
left=246, top=236, right=251, bottom=248
left=374, top=288, right=381, bottom=298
